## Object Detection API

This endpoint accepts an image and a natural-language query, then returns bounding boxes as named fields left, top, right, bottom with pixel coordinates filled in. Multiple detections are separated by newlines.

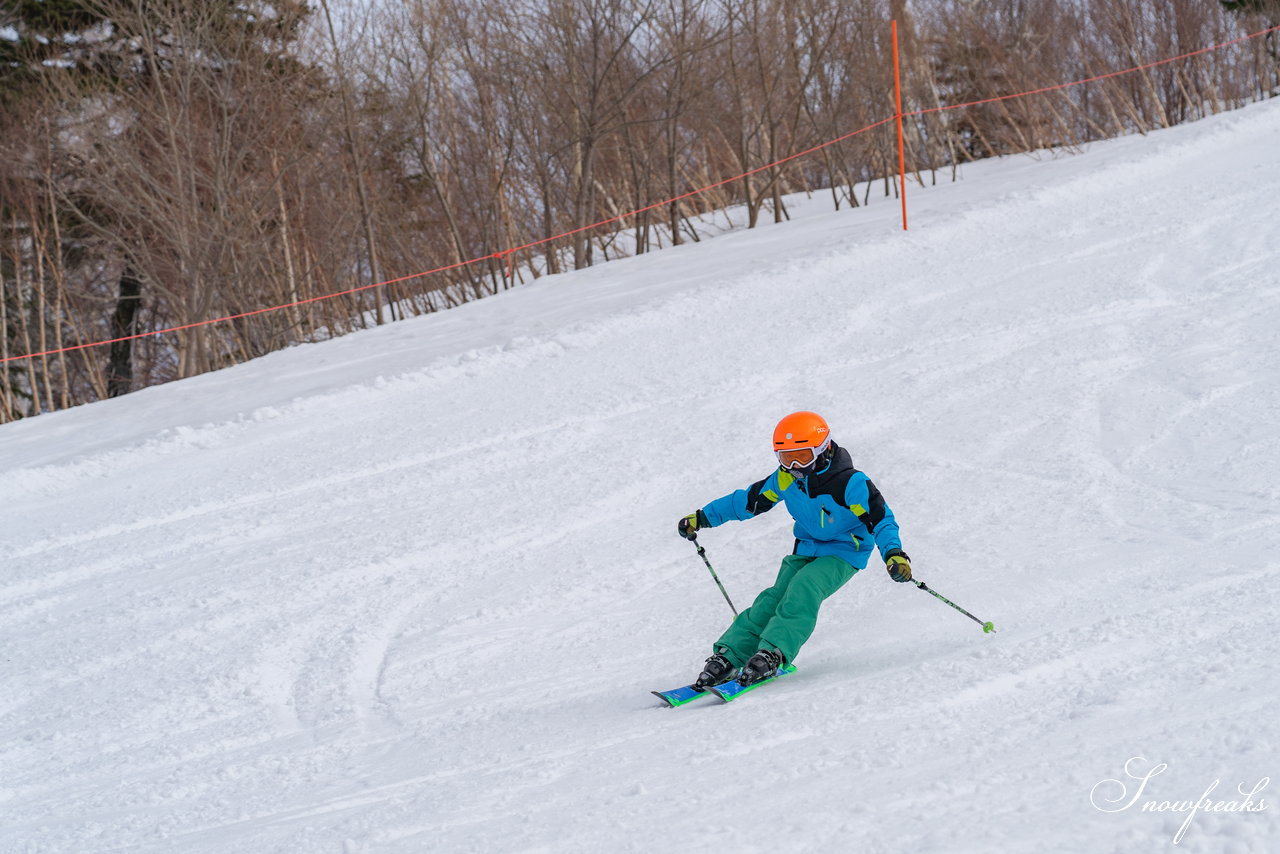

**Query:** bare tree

left=4, top=0, right=1277, bottom=420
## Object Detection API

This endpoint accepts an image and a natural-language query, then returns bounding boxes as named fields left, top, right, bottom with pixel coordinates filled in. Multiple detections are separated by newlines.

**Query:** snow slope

left=3, top=100, right=1280, bottom=854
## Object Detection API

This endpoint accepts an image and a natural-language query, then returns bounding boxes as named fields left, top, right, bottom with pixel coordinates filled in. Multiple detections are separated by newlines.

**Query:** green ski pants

left=714, top=553, right=859, bottom=666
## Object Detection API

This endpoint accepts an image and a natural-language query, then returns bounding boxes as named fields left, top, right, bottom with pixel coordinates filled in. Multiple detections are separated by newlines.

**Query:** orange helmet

left=773, top=411, right=832, bottom=477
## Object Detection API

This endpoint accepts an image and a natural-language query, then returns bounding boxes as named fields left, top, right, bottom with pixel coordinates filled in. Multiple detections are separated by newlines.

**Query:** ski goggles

left=775, top=439, right=829, bottom=471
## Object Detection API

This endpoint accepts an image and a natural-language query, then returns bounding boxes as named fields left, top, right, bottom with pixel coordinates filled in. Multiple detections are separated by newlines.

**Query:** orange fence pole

left=892, top=19, right=908, bottom=231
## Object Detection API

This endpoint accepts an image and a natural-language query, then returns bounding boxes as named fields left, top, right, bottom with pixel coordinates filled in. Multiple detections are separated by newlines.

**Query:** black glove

left=884, top=548, right=912, bottom=582
left=678, top=510, right=709, bottom=540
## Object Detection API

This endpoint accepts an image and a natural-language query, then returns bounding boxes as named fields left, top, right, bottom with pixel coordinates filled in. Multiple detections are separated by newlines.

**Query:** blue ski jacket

left=699, top=443, right=902, bottom=570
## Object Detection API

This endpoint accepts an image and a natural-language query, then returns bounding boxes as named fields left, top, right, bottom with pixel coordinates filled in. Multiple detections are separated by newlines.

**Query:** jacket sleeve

left=844, top=473, right=903, bottom=558
left=700, top=469, right=791, bottom=527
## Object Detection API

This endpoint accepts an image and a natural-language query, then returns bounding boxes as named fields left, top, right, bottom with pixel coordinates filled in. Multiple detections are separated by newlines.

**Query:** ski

left=652, top=683, right=713, bottom=707
left=707, top=663, right=797, bottom=702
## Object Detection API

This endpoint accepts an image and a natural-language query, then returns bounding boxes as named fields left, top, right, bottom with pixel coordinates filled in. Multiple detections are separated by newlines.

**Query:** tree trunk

left=0, top=262, right=11, bottom=421
left=107, top=269, right=142, bottom=398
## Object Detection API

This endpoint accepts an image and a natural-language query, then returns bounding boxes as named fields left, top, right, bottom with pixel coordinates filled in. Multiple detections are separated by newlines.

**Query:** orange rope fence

left=4, top=22, right=1278, bottom=367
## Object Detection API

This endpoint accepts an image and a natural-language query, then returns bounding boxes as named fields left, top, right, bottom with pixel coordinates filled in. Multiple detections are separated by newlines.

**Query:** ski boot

left=692, top=653, right=738, bottom=691
left=738, top=649, right=785, bottom=686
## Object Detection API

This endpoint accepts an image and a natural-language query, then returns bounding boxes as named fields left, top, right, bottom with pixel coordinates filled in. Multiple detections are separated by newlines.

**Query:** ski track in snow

left=3, top=101, right=1280, bottom=853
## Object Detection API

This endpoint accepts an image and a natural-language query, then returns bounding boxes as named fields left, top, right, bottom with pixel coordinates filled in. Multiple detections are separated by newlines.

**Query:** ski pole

left=689, top=534, right=739, bottom=616
left=913, top=580, right=996, bottom=633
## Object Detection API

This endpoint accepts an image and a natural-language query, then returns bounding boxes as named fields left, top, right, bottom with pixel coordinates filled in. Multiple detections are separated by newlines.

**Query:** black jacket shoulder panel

left=862, top=477, right=888, bottom=531
left=745, top=477, right=779, bottom=516
left=805, top=443, right=858, bottom=504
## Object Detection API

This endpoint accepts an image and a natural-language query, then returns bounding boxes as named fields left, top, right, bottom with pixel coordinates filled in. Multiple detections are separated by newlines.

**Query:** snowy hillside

left=3, top=99, right=1280, bottom=854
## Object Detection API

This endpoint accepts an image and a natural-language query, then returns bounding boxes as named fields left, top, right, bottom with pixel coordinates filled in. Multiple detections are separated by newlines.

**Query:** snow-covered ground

left=3, top=100, right=1279, bottom=854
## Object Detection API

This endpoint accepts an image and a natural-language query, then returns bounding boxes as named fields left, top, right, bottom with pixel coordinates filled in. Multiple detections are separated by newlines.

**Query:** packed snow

left=3, top=99, right=1279, bottom=853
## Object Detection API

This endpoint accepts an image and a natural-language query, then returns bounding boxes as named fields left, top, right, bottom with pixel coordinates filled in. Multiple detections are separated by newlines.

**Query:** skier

left=677, top=411, right=912, bottom=689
